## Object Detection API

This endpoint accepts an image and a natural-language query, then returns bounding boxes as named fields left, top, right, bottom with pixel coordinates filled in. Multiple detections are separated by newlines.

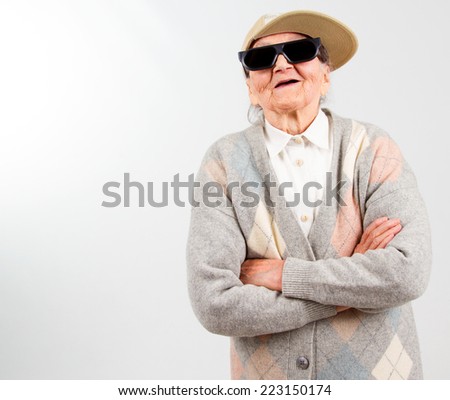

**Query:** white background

left=0, top=0, right=448, bottom=379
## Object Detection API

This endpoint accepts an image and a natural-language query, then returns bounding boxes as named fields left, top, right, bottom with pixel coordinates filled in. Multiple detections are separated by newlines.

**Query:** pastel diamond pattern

left=371, top=334, right=413, bottom=380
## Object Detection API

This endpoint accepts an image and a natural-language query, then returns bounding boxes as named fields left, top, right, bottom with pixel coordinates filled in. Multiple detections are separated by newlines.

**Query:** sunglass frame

left=238, top=37, right=322, bottom=71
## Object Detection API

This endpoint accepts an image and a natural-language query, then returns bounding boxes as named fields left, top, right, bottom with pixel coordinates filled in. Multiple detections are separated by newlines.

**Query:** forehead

left=252, top=32, right=307, bottom=48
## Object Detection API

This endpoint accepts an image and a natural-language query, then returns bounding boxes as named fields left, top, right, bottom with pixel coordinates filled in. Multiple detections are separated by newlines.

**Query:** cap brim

left=242, top=11, right=358, bottom=70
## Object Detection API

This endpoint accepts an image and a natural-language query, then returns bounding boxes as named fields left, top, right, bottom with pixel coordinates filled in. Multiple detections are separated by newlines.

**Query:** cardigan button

left=296, top=356, right=309, bottom=370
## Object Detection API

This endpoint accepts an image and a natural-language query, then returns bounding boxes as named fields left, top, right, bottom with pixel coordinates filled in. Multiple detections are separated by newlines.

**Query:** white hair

left=247, top=104, right=264, bottom=125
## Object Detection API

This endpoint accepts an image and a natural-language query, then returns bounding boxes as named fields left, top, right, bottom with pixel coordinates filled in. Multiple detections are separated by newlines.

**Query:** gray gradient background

left=0, top=0, right=448, bottom=379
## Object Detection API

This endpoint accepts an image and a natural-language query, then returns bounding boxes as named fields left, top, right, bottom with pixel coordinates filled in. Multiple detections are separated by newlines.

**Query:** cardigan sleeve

left=282, top=131, right=432, bottom=310
left=186, top=144, right=337, bottom=338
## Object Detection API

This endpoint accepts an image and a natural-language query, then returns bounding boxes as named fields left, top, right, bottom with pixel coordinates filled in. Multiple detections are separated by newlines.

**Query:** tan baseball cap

left=242, top=10, right=358, bottom=70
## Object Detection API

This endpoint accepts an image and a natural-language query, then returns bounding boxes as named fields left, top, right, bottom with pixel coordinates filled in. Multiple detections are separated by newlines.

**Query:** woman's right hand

left=353, top=217, right=402, bottom=255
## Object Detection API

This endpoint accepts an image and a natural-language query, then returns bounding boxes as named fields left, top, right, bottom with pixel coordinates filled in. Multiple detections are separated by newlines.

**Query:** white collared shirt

left=263, top=110, right=333, bottom=238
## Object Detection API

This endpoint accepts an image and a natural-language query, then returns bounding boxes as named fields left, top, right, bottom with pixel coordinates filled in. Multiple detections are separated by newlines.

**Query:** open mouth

left=275, top=79, right=300, bottom=88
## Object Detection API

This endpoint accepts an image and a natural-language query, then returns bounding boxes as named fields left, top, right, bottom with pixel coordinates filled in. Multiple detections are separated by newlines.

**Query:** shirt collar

left=264, top=109, right=330, bottom=157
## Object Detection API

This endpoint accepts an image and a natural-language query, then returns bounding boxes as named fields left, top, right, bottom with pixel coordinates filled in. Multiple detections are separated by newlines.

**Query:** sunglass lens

left=284, top=40, right=318, bottom=63
left=244, top=47, right=277, bottom=70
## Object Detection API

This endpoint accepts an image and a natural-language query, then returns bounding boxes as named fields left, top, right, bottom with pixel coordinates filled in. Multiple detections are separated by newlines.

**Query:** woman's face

left=246, top=32, right=331, bottom=116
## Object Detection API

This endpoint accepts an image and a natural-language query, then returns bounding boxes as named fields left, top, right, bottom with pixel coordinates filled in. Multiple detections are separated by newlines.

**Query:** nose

left=273, top=53, right=293, bottom=73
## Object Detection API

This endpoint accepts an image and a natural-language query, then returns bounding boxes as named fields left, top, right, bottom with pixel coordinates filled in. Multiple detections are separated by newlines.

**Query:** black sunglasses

left=238, top=37, right=321, bottom=71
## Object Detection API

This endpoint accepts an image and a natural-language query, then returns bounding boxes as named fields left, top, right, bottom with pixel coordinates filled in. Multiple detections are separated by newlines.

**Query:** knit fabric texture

left=186, top=109, right=432, bottom=380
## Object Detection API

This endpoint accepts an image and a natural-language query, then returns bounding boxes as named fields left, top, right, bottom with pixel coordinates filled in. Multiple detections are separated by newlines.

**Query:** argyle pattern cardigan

left=186, top=109, right=431, bottom=380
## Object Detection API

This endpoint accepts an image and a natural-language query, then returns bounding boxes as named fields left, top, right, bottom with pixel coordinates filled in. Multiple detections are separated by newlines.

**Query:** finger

left=360, top=217, right=393, bottom=248
left=360, top=217, right=388, bottom=242
left=241, top=259, right=261, bottom=268
left=375, top=234, right=394, bottom=250
left=362, top=217, right=388, bottom=239
left=366, top=219, right=401, bottom=247
left=374, top=225, right=402, bottom=249
left=370, top=218, right=401, bottom=239
left=368, top=224, right=402, bottom=250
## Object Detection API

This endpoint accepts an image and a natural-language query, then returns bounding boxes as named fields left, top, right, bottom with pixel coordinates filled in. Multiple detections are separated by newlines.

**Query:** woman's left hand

left=239, top=259, right=285, bottom=291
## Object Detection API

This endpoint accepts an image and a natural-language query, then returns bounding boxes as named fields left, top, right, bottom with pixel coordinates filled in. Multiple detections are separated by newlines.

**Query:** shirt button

left=296, top=356, right=309, bottom=370
left=294, top=136, right=303, bottom=144
left=300, top=215, right=308, bottom=222
left=295, top=159, right=304, bottom=167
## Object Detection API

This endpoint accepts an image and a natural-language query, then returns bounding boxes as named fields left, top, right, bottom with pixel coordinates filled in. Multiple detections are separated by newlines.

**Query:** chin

left=272, top=103, right=307, bottom=113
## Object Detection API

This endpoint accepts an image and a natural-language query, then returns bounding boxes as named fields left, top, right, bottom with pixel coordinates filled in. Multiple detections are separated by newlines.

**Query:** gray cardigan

left=186, top=109, right=431, bottom=379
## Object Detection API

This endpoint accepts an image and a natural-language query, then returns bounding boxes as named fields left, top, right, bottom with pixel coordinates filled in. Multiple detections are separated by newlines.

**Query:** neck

left=264, top=105, right=320, bottom=135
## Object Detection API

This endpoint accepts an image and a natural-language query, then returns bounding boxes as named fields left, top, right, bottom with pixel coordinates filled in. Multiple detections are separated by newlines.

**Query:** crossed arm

left=240, top=216, right=402, bottom=313
left=187, top=133, right=431, bottom=337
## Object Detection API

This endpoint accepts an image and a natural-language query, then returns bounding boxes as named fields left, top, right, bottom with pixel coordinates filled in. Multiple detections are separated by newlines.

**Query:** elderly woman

left=186, top=10, right=431, bottom=380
